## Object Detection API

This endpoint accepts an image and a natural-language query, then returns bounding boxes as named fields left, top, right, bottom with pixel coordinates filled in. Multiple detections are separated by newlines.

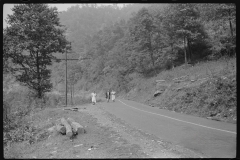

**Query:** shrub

left=3, top=88, right=46, bottom=147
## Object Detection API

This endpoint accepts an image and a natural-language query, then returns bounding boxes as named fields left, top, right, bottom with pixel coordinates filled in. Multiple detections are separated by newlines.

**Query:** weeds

left=4, top=88, right=94, bottom=147
left=126, top=57, right=236, bottom=123
left=175, top=73, right=236, bottom=121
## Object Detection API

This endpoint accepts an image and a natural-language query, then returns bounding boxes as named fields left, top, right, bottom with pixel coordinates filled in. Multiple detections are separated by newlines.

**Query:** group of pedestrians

left=91, top=90, right=116, bottom=105
left=106, top=90, right=116, bottom=102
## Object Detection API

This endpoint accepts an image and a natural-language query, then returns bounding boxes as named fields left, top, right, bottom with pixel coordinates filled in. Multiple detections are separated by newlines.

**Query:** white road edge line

left=117, top=99, right=236, bottom=134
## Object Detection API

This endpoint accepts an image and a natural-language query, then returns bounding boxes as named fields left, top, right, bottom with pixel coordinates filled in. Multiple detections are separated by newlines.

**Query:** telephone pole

left=57, top=52, right=89, bottom=107
left=57, top=52, right=79, bottom=107
left=65, top=50, right=68, bottom=107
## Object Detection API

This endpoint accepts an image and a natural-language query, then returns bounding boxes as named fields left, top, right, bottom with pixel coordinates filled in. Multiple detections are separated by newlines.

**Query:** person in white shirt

left=111, top=90, right=116, bottom=102
left=91, top=91, right=97, bottom=105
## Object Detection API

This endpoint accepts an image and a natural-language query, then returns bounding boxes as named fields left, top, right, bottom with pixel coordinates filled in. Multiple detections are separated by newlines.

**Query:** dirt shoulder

left=5, top=103, right=203, bottom=158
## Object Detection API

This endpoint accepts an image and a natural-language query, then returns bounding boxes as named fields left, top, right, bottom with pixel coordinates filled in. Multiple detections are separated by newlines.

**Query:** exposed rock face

left=154, top=83, right=169, bottom=97
left=154, top=90, right=163, bottom=97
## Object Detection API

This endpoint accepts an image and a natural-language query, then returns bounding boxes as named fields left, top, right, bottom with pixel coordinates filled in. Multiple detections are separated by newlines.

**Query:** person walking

left=111, top=90, right=116, bottom=102
left=106, top=90, right=111, bottom=102
left=91, top=91, right=97, bottom=105
left=105, top=91, right=108, bottom=100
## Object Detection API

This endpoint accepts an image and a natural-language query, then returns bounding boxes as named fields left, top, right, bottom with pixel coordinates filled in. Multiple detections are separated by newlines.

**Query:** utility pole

left=65, top=50, right=67, bottom=107
left=57, top=52, right=79, bottom=107
left=57, top=53, right=89, bottom=107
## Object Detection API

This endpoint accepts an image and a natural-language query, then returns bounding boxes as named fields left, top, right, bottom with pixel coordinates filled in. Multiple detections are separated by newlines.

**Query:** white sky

left=3, top=3, right=124, bottom=29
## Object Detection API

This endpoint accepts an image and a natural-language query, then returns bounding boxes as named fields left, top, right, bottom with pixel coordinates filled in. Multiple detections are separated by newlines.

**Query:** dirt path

left=8, top=103, right=202, bottom=158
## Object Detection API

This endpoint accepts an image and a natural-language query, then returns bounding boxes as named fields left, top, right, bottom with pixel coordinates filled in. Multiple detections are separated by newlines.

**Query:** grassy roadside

left=123, top=57, right=236, bottom=123
left=3, top=88, right=93, bottom=158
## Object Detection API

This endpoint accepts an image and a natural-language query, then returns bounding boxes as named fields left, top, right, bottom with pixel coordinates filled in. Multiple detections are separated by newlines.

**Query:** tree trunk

left=73, top=83, right=74, bottom=105
left=229, top=19, right=234, bottom=56
left=171, top=43, right=174, bottom=55
left=148, top=32, right=156, bottom=74
left=70, top=83, right=73, bottom=105
left=149, top=46, right=155, bottom=69
left=229, top=19, right=233, bottom=37
left=183, top=36, right=187, bottom=64
left=36, top=52, right=42, bottom=98
left=187, top=38, right=192, bottom=63
left=228, top=9, right=235, bottom=56
left=65, top=52, right=67, bottom=107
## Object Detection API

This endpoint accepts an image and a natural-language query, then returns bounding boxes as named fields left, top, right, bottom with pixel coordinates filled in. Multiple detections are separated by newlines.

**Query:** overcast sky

left=3, top=3, right=123, bottom=28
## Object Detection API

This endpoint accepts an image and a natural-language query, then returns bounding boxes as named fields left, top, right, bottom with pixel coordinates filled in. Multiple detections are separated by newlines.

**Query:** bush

left=3, top=88, right=46, bottom=147
left=43, top=93, right=63, bottom=108
left=72, top=95, right=92, bottom=105
left=4, top=114, right=37, bottom=145
left=164, top=60, right=174, bottom=70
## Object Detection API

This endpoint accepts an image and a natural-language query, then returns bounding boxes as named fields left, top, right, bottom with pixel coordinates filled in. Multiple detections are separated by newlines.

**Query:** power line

left=56, top=58, right=79, bottom=61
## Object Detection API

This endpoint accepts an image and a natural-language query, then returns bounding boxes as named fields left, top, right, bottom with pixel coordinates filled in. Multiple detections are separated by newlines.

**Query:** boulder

left=154, top=90, right=163, bottom=97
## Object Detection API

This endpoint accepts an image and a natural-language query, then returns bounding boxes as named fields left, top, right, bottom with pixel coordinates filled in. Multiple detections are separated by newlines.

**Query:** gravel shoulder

left=5, top=102, right=203, bottom=158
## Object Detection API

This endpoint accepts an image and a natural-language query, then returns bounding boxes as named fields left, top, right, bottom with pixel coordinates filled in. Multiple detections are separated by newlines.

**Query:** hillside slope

left=123, top=58, right=236, bottom=124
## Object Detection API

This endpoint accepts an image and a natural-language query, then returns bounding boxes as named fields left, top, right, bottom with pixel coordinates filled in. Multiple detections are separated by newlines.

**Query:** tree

left=166, top=4, right=208, bottom=64
left=198, top=3, right=236, bottom=57
left=3, top=4, right=71, bottom=99
left=129, top=7, right=157, bottom=73
left=149, top=5, right=178, bottom=69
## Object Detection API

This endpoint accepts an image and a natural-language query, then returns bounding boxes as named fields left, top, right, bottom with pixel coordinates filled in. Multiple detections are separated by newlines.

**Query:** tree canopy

left=3, top=4, right=71, bottom=98
left=68, top=3, right=235, bottom=92
left=4, top=3, right=236, bottom=95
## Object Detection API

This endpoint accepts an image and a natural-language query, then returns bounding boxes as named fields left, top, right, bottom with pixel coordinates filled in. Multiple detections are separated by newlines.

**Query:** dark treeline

left=50, top=4, right=152, bottom=91
left=52, top=3, right=235, bottom=93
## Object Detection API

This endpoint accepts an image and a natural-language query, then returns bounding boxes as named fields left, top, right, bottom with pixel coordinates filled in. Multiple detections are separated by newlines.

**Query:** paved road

left=99, top=99, right=236, bottom=158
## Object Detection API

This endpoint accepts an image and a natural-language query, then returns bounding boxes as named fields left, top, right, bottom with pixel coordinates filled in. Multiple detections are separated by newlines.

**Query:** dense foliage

left=3, top=3, right=236, bottom=96
left=52, top=3, right=235, bottom=93
left=3, top=4, right=71, bottom=98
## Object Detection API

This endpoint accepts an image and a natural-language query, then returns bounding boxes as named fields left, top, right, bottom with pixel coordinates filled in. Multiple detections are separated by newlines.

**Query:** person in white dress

left=91, top=91, right=97, bottom=105
left=111, top=90, right=116, bottom=102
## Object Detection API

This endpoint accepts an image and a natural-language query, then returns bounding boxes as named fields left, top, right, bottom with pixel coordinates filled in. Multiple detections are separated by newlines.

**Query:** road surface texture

left=100, top=99, right=236, bottom=158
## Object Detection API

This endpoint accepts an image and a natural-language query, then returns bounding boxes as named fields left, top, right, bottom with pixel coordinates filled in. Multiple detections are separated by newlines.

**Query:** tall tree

left=3, top=4, right=71, bottom=98
left=166, top=4, right=207, bottom=64
left=198, top=3, right=236, bottom=57
left=129, top=7, right=157, bottom=73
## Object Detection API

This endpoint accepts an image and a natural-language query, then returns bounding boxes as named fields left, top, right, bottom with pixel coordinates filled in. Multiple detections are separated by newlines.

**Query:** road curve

left=99, top=99, right=236, bottom=158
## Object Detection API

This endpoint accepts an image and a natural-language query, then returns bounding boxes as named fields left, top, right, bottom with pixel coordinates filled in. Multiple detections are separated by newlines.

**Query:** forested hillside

left=50, top=3, right=155, bottom=91
left=50, top=3, right=235, bottom=94
left=3, top=4, right=236, bottom=154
